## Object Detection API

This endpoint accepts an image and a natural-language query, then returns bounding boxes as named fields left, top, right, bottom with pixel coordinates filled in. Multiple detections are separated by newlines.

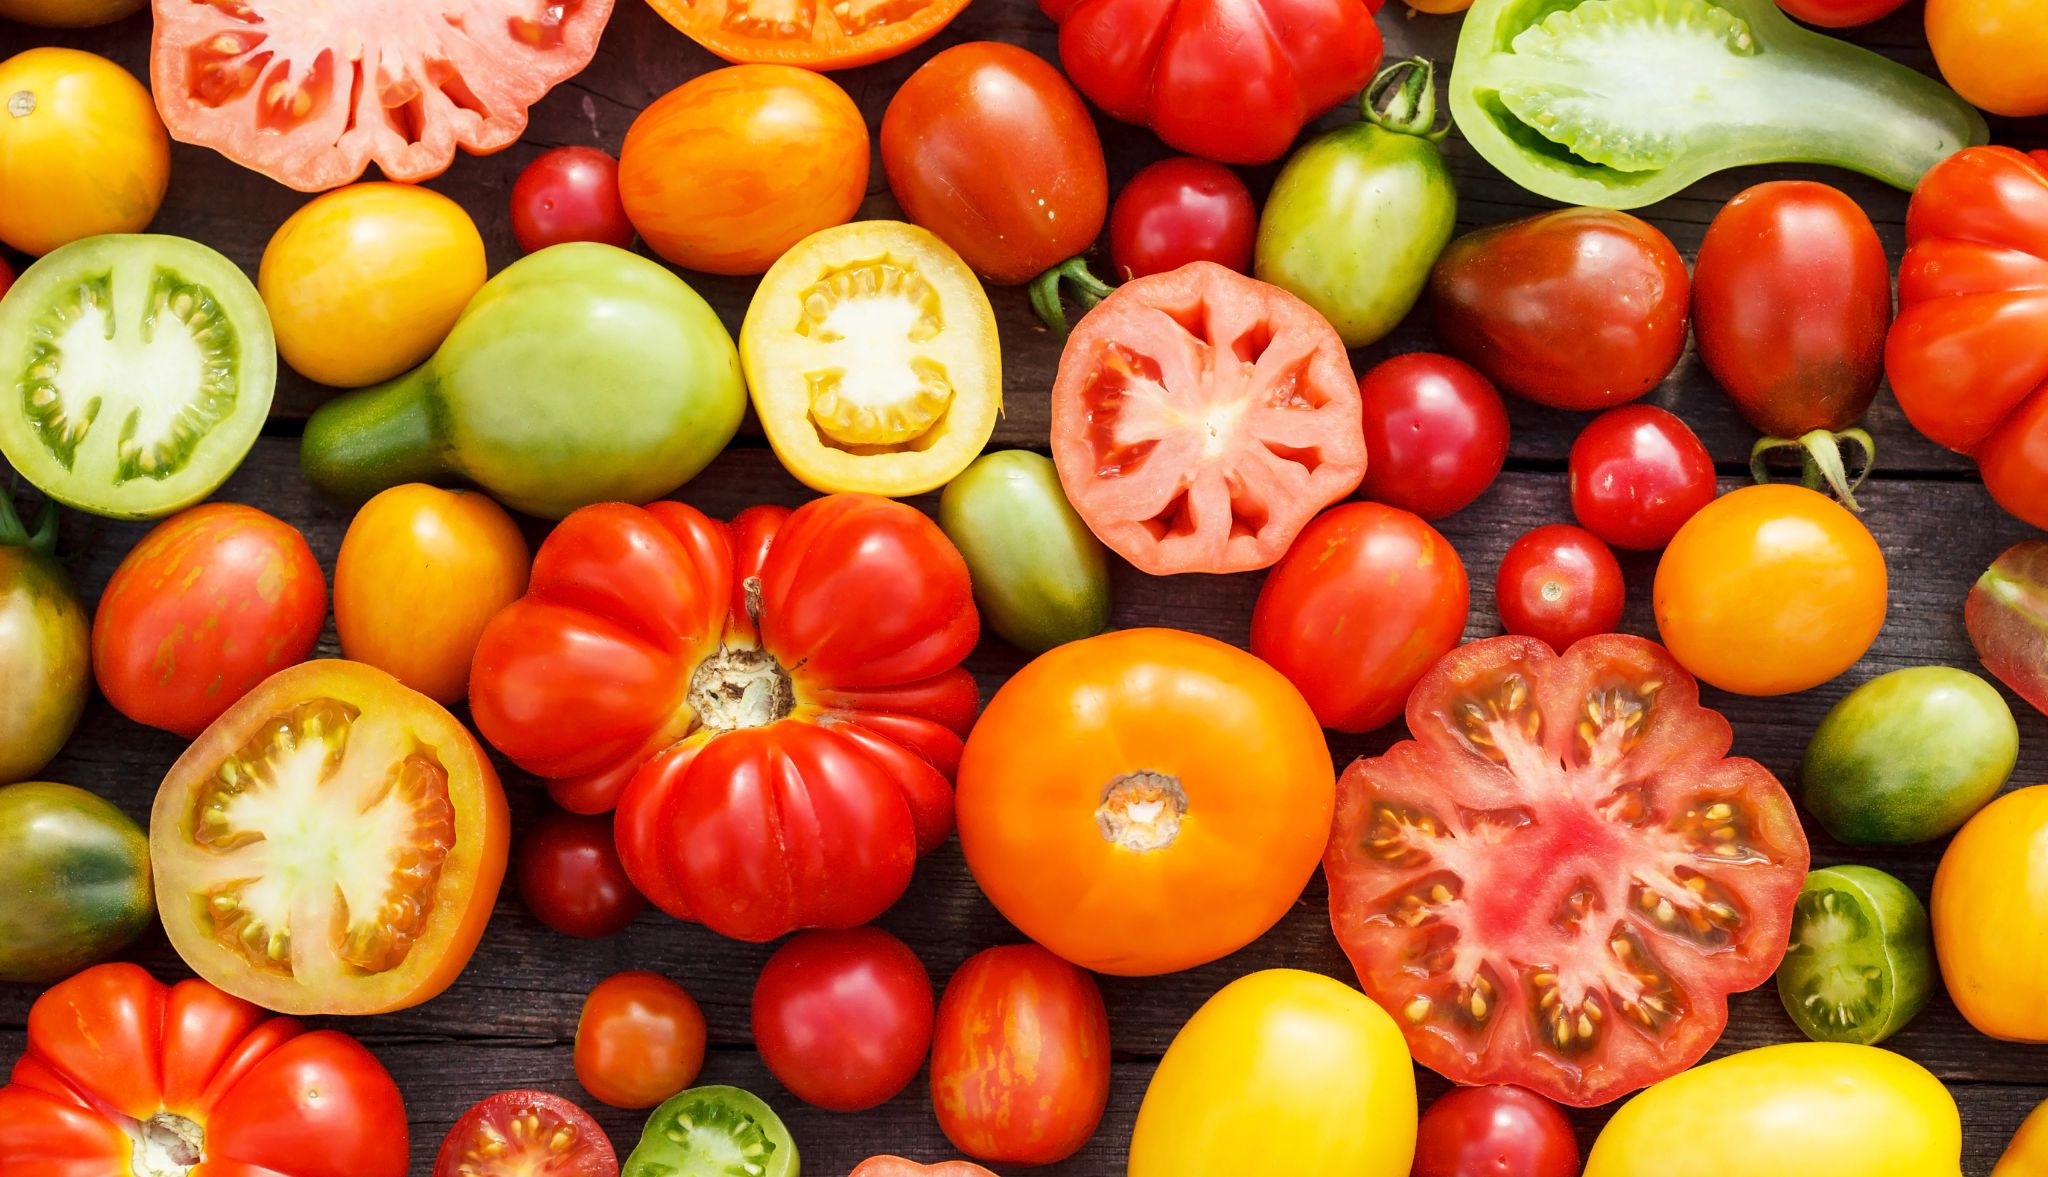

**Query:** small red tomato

left=516, top=810, right=646, bottom=939
left=575, top=972, right=708, bottom=1110
left=1496, top=524, right=1626, bottom=652
left=752, top=926, right=935, bottom=1112
left=0, top=257, right=13, bottom=300
left=1412, top=1085, right=1580, bottom=1177
left=511, top=146, right=634, bottom=254
left=433, top=1090, right=619, bottom=1177
left=1569, top=405, right=1717, bottom=550
left=1108, top=157, right=1257, bottom=280
left=1774, top=0, right=1907, bottom=26
left=1356, top=353, right=1510, bottom=520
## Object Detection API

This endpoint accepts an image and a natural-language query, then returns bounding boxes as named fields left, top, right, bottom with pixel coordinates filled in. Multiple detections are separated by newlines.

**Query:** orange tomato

left=1996, top=1098, right=2048, bottom=1177
left=619, top=65, right=868, bottom=276
left=1926, top=0, right=2048, bottom=118
left=644, top=0, right=971, bottom=70
left=1652, top=484, right=1886, bottom=696
left=334, top=484, right=530, bottom=705
left=956, top=627, right=1335, bottom=975
left=575, top=971, right=708, bottom=1109
left=1932, top=784, right=2048, bottom=1043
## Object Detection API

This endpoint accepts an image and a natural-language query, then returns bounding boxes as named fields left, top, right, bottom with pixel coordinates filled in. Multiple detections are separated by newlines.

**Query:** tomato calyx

left=0, top=489, right=58, bottom=556
left=688, top=645, right=796, bottom=732
left=133, top=1112, right=205, bottom=1177
left=1030, top=255, right=1116, bottom=338
left=1364, top=56, right=1452, bottom=142
left=1749, top=427, right=1875, bottom=512
left=1096, top=770, right=1188, bottom=851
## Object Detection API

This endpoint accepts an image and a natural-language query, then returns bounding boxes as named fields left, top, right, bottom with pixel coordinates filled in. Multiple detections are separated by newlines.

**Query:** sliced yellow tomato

left=741, top=220, right=1001, bottom=497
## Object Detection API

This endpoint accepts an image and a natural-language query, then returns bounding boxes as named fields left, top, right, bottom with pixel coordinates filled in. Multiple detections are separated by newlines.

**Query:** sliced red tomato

left=1050, top=260, right=1366, bottom=575
left=1326, top=635, right=1809, bottom=1107
left=149, top=0, right=615, bottom=192
left=433, top=1090, right=618, bottom=1177
left=645, top=0, right=970, bottom=69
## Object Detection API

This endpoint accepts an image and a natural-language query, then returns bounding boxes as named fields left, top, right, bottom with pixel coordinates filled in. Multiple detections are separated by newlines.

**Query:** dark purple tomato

left=1356, top=352, right=1510, bottom=520
left=510, top=146, right=635, bottom=254
left=1108, top=157, right=1257, bottom=280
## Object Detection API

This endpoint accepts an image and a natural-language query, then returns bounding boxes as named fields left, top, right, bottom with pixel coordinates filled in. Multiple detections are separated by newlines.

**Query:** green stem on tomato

left=1363, top=57, right=1450, bottom=143
left=1750, top=427, right=1875, bottom=513
left=1030, top=257, right=1118, bottom=339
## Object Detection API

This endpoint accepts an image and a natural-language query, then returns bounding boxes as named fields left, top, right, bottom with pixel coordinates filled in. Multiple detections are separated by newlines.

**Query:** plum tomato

left=1355, top=352, right=1509, bottom=520
left=0, top=781, right=152, bottom=983
left=621, top=1087, right=797, bottom=1177
left=434, top=1090, right=619, bottom=1177
left=1968, top=539, right=2048, bottom=718
left=1496, top=524, right=1625, bottom=653
left=576, top=972, right=708, bottom=1110
left=1326, top=634, right=1811, bottom=1106
left=751, top=926, right=935, bottom=1112
left=0, top=47, right=167, bottom=256
left=516, top=810, right=646, bottom=939
left=1412, top=1085, right=1580, bottom=1177
left=938, top=449, right=1112, bottom=653
left=1569, top=405, right=1718, bottom=551
left=511, top=146, right=634, bottom=254
left=1109, top=157, right=1257, bottom=280
left=1774, top=865, right=1934, bottom=1047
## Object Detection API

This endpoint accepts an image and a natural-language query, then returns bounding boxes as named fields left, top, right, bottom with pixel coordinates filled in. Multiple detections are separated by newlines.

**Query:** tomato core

left=135, top=1112, right=204, bottom=1177
left=1096, top=771, right=1187, bottom=852
left=687, top=646, right=796, bottom=732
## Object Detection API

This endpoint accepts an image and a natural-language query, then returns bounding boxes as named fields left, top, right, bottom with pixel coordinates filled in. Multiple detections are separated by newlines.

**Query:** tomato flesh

left=434, top=1090, right=619, bottom=1177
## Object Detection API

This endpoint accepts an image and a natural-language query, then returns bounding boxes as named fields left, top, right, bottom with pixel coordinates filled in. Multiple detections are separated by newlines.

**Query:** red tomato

left=1496, top=524, right=1625, bottom=653
left=1251, top=502, right=1470, bottom=733
left=149, top=0, right=613, bottom=192
left=93, top=503, right=326, bottom=737
left=1569, top=406, right=1717, bottom=551
left=516, top=810, right=646, bottom=939
left=0, top=962, right=408, bottom=1177
left=433, top=1090, right=617, bottom=1177
left=1412, top=1085, right=1580, bottom=1177
left=1774, top=0, right=1907, bottom=25
left=1050, top=261, right=1367, bottom=575
left=931, top=945, right=1110, bottom=1165
left=510, top=146, right=633, bottom=254
left=751, top=926, right=935, bottom=1112
left=1109, top=157, right=1257, bottom=280
left=0, top=257, right=12, bottom=300
left=1356, top=352, right=1510, bottom=520
left=852, top=1160, right=999, bottom=1177
left=575, top=972, right=707, bottom=1110
left=1327, top=635, right=1810, bottom=1106
left=1969, top=540, right=2048, bottom=719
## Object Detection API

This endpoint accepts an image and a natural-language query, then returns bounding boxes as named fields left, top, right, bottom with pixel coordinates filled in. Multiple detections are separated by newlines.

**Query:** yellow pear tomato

left=0, top=47, right=167, bottom=256
left=1996, top=1098, right=2048, bottom=1177
left=1933, top=783, right=2048, bottom=1041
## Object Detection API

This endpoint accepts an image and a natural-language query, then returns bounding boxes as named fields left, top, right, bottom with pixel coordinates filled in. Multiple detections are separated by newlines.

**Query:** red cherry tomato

left=1569, top=405, right=1717, bottom=550
left=751, top=926, right=935, bottom=1112
left=510, top=146, right=634, bottom=254
left=1412, top=1085, right=1581, bottom=1177
left=1356, top=353, right=1510, bottom=520
left=515, top=810, right=646, bottom=939
left=575, top=972, right=708, bottom=1110
left=433, top=1090, right=618, bottom=1177
left=1496, top=524, right=1626, bottom=653
left=1108, top=157, right=1257, bottom=280
left=1773, top=0, right=1907, bottom=26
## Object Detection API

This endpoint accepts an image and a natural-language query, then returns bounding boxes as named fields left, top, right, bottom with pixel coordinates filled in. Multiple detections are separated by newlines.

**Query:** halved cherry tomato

left=575, top=971, right=707, bottom=1110
left=1109, top=157, right=1258, bottom=280
left=751, top=926, right=934, bottom=1112
left=852, top=1160, right=999, bottom=1177
left=645, top=0, right=970, bottom=70
left=433, top=1090, right=618, bottom=1177
left=1496, top=524, right=1625, bottom=653
left=511, top=146, right=634, bottom=254
left=1355, top=353, right=1509, bottom=521
left=1569, top=406, right=1717, bottom=552
left=516, top=810, right=646, bottom=939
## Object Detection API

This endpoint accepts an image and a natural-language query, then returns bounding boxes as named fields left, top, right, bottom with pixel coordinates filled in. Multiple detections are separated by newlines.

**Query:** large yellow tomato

left=1996, top=1098, right=2048, bottom=1177
left=0, top=47, right=167, bottom=255
left=1585, top=1043, right=1962, bottom=1177
left=1927, top=0, right=2048, bottom=118
left=259, top=183, right=487, bottom=388
left=1933, top=784, right=2048, bottom=1041
left=0, top=0, right=142, bottom=25
left=1129, top=970, right=1415, bottom=1177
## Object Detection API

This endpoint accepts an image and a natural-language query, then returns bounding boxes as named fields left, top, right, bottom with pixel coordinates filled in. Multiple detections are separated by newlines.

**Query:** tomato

left=0, top=962, right=409, bottom=1177
left=94, top=504, right=326, bottom=738
left=1251, top=503, right=1470, bottom=733
left=851, top=1161, right=997, bottom=1177
left=620, top=66, right=868, bottom=276
left=0, top=781, right=151, bottom=983
left=1430, top=208, right=1690, bottom=411
left=335, top=484, right=530, bottom=706
left=511, top=146, right=634, bottom=254
left=149, top=0, right=612, bottom=192
left=644, top=0, right=969, bottom=69
left=0, top=0, right=143, bottom=25
left=0, top=256, right=12, bottom=299
left=1774, top=0, right=1906, bottom=24
left=1354, top=353, right=1509, bottom=520
left=930, top=944, right=1110, bottom=1165
left=0, top=48, right=167, bottom=256
left=1050, top=262, right=1367, bottom=575
left=576, top=972, right=707, bottom=1110
left=880, top=43, right=1107, bottom=285
left=1926, top=0, right=2048, bottom=117
left=741, top=221, right=1001, bottom=496
left=1109, top=157, right=1257, bottom=280
left=958, top=628, right=1335, bottom=974
left=1932, top=784, right=2048, bottom=1041
left=1568, top=406, right=1717, bottom=551
left=1327, top=634, right=1811, bottom=1106
left=471, top=496, right=977, bottom=939
left=1653, top=484, right=1887, bottom=696
left=938, top=449, right=1112, bottom=653
left=1412, top=1086, right=1578, bottom=1177
left=1775, top=865, right=1934, bottom=1047
left=516, top=810, right=646, bottom=939
left=621, top=1087, right=796, bottom=1177
left=1496, top=524, right=1625, bottom=653
left=434, top=1091, right=618, bottom=1177
left=0, top=496, right=89, bottom=784
left=1129, top=970, right=1416, bottom=1177
left=259, top=183, right=488, bottom=388
left=750, top=926, right=934, bottom=1112
left=152, top=660, right=509, bottom=1016
left=1998, top=1099, right=2048, bottom=1177
left=1969, top=539, right=2048, bottom=717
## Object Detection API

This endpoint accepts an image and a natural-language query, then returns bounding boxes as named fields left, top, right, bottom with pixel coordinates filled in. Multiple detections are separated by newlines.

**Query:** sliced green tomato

left=623, top=1086, right=799, bottom=1177
left=0, top=235, right=275, bottom=519
left=1775, top=865, right=1934, bottom=1046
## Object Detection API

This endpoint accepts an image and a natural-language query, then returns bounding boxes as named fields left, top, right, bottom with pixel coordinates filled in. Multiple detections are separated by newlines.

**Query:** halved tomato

left=149, top=0, right=616, bottom=192
left=645, top=0, right=970, bottom=70
left=1326, top=635, right=1809, bottom=1107
left=1050, top=260, right=1365, bottom=575
left=433, top=1090, right=619, bottom=1177
left=152, top=659, right=510, bottom=1016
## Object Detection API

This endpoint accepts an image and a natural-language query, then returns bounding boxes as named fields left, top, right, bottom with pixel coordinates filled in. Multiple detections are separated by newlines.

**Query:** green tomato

left=624, top=1086, right=798, bottom=1177
left=0, top=781, right=153, bottom=982
left=0, top=499, right=89, bottom=784
left=301, top=242, right=745, bottom=519
left=1800, top=666, right=2016, bottom=844
left=939, top=450, right=1111, bottom=653
left=1775, top=865, right=1934, bottom=1047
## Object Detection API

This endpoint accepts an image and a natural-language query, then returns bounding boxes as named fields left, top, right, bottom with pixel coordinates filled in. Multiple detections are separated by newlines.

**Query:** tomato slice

left=152, top=659, right=510, bottom=1015
left=1326, top=635, right=1809, bottom=1107
left=149, top=0, right=615, bottom=192
left=434, top=1090, right=619, bottom=1177
left=645, top=0, right=970, bottom=70
left=1050, top=261, right=1365, bottom=575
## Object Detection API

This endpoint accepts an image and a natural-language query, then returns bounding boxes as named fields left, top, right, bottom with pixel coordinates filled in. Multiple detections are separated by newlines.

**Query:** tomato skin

left=1569, top=406, right=1718, bottom=551
left=1496, top=524, right=1625, bottom=653
left=1355, top=353, right=1509, bottom=520
left=1926, top=0, right=2048, bottom=117
left=576, top=972, right=708, bottom=1110
left=930, top=945, right=1110, bottom=1165
left=516, top=810, right=646, bottom=939
left=433, top=1090, right=618, bottom=1177
left=1774, top=0, right=1906, bottom=24
left=1932, top=785, right=2048, bottom=1042
left=1109, top=157, right=1257, bottom=280
left=1412, top=1086, right=1579, bottom=1177
left=511, top=146, right=634, bottom=254
left=751, top=926, right=935, bottom=1112
left=0, top=48, right=167, bottom=256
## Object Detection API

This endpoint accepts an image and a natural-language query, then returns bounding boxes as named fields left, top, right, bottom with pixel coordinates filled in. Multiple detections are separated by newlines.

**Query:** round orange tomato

left=645, top=0, right=970, bottom=69
left=957, top=627, right=1335, bottom=975
left=575, top=971, right=707, bottom=1109
left=1927, top=0, right=2048, bottom=117
left=619, top=65, right=868, bottom=276
left=335, top=484, right=530, bottom=705
left=1932, top=784, right=2048, bottom=1042
left=1653, top=484, right=1886, bottom=696
left=0, top=47, right=168, bottom=256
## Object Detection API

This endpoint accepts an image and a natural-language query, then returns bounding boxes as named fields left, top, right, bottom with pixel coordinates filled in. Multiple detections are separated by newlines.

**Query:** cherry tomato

left=510, top=146, right=634, bottom=254
left=1569, top=405, right=1717, bottom=551
left=1356, top=353, right=1510, bottom=520
left=515, top=810, right=646, bottom=939
left=576, top=972, right=708, bottom=1110
left=751, top=926, right=935, bottom=1112
left=1412, top=1085, right=1581, bottom=1177
left=1775, top=0, right=1906, bottom=24
left=433, top=1090, right=618, bottom=1177
left=1496, top=524, right=1625, bottom=653
left=1108, top=157, right=1256, bottom=280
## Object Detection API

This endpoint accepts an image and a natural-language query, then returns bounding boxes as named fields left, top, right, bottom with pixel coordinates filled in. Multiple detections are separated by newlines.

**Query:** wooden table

left=4, top=3, right=2046, bottom=1173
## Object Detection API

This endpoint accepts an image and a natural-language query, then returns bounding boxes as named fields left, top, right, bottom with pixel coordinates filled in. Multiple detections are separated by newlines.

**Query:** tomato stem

left=0, top=490, right=55, bottom=555
left=1030, top=256, right=1116, bottom=339
left=1749, top=428, right=1875, bottom=512
left=1363, top=57, right=1450, bottom=143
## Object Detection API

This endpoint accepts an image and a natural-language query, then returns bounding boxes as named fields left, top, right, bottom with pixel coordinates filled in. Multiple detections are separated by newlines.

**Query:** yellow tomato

left=259, top=183, right=487, bottom=388
left=1996, top=1099, right=2048, bottom=1177
left=1585, top=1043, right=1962, bottom=1177
left=0, top=0, right=143, bottom=25
left=334, top=484, right=530, bottom=705
left=1927, top=0, right=2048, bottom=118
left=1932, top=784, right=2048, bottom=1041
left=0, top=47, right=167, bottom=256
left=1129, top=970, right=1415, bottom=1177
